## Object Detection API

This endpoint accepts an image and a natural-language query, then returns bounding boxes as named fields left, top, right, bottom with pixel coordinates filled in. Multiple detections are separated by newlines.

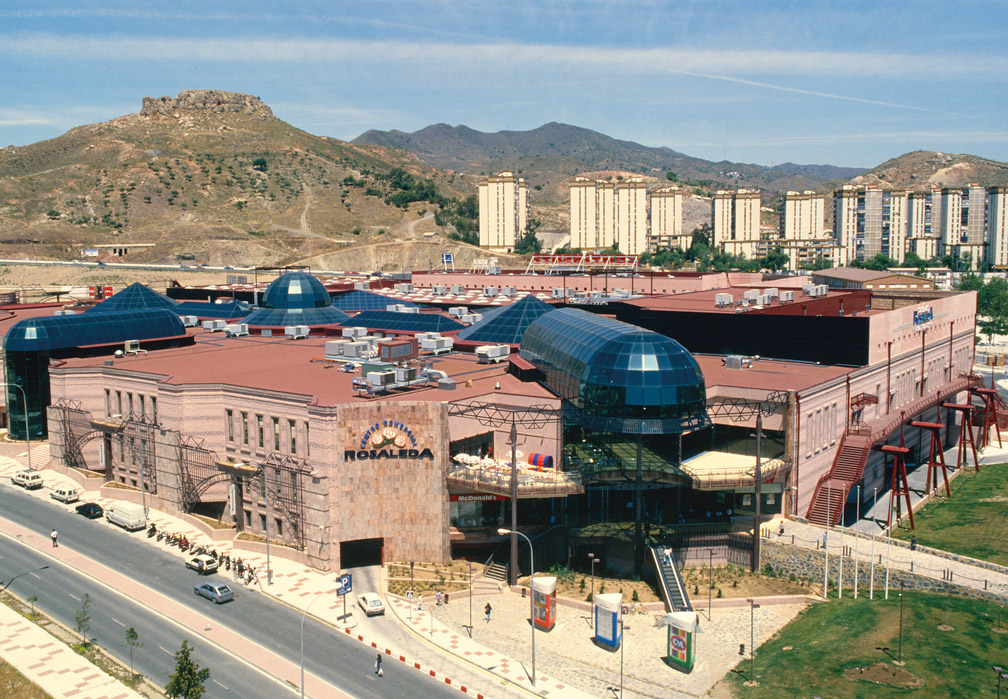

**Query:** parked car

left=51, top=485, right=80, bottom=503
left=10, top=470, right=43, bottom=490
left=186, top=554, right=219, bottom=575
left=105, top=502, right=146, bottom=531
left=357, top=592, right=385, bottom=616
left=194, top=581, right=233, bottom=604
left=75, top=502, right=103, bottom=519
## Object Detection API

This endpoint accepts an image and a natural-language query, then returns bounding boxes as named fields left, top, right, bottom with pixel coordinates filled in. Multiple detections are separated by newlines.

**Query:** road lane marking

left=111, top=617, right=125, bottom=627
left=159, top=646, right=172, bottom=656
left=213, top=679, right=229, bottom=690
left=68, top=593, right=80, bottom=602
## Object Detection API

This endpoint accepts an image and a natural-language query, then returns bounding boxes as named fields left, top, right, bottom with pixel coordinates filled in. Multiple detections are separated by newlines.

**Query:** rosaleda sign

left=344, top=420, right=433, bottom=461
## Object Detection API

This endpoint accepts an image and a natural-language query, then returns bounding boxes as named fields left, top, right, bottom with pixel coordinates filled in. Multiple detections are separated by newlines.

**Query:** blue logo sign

left=672, top=635, right=687, bottom=651
left=337, top=573, right=352, bottom=596
left=913, top=307, right=934, bottom=327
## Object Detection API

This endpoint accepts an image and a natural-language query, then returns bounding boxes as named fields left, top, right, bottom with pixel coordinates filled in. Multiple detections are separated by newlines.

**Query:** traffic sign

left=337, top=573, right=352, bottom=596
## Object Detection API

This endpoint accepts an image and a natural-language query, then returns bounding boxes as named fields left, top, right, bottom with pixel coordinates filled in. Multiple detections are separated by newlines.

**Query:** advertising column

left=532, top=575, right=556, bottom=631
left=665, top=611, right=698, bottom=672
left=593, top=592, right=623, bottom=649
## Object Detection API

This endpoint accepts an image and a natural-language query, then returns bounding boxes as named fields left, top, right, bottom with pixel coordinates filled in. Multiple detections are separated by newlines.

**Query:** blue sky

left=1, top=1, right=1006, bottom=167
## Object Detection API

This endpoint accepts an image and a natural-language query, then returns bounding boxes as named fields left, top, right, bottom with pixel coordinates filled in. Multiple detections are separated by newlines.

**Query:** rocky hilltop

left=140, top=90, right=273, bottom=119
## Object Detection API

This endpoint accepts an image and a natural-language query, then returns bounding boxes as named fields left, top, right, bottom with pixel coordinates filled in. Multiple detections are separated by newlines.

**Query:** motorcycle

left=147, top=524, right=157, bottom=538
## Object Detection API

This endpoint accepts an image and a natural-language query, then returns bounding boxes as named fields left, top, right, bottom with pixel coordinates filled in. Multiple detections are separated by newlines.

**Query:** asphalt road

left=0, top=485, right=454, bottom=698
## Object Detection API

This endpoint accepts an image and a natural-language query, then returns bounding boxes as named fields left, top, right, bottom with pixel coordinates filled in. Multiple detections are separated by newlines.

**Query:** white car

left=357, top=593, right=385, bottom=616
left=186, top=554, right=219, bottom=575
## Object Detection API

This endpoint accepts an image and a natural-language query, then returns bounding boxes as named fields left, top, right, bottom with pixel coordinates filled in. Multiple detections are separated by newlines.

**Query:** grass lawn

left=725, top=592, right=1007, bottom=697
left=890, top=462, right=1008, bottom=565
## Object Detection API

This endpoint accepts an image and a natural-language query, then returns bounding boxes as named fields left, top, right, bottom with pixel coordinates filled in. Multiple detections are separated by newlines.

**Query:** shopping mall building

left=1, top=268, right=978, bottom=573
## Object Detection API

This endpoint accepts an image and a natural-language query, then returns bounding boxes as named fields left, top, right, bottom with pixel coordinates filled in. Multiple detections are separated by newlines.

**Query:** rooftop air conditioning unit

left=421, top=336, right=453, bottom=355
left=285, top=325, right=310, bottom=340
left=501, top=286, right=516, bottom=297
left=400, top=306, right=419, bottom=314
left=802, top=284, right=816, bottom=296
left=765, top=287, right=779, bottom=299
left=488, top=265, right=501, bottom=275
left=433, top=285, right=447, bottom=295
left=203, top=319, right=227, bottom=332
left=366, top=370, right=396, bottom=387
left=395, top=366, right=418, bottom=382
left=475, top=344, right=510, bottom=363
left=325, top=340, right=350, bottom=360
left=354, top=281, right=369, bottom=291
left=342, top=341, right=370, bottom=358
left=714, top=293, right=733, bottom=308
left=743, top=289, right=759, bottom=301
left=415, top=332, right=441, bottom=342
left=780, top=290, right=795, bottom=303
left=461, top=313, right=483, bottom=324
left=124, top=339, right=146, bottom=356
left=342, top=326, right=367, bottom=338
left=818, top=284, right=829, bottom=296
left=396, top=283, right=414, bottom=293
left=179, top=315, right=198, bottom=327
left=53, top=309, right=77, bottom=316
left=450, top=284, right=466, bottom=295
left=225, top=323, right=249, bottom=337
left=483, top=286, right=498, bottom=297
left=448, top=306, right=468, bottom=317
left=724, top=355, right=744, bottom=369
left=552, top=287, right=565, bottom=298
left=386, top=304, right=402, bottom=312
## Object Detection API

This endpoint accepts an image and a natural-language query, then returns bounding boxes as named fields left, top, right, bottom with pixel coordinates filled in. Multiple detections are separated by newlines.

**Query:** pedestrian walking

left=910, top=535, right=917, bottom=551
left=50, top=529, right=58, bottom=548
left=436, top=590, right=443, bottom=606
left=778, top=521, right=785, bottom=537
left=485, top=602, right=492, bottom=623
left=375, top=653, right=383, bottom=677
left=417, top=594, right=423, bottom=611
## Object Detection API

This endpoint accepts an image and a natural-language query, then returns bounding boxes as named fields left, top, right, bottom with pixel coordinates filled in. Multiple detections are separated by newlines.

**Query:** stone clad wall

left=334, top=401, right=450, bottom=567
left=761, top=538, right=1007, bottom=603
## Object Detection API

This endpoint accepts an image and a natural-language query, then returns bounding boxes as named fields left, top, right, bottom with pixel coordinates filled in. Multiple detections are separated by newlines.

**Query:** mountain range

left=3, top=90, right=1008, bottom=271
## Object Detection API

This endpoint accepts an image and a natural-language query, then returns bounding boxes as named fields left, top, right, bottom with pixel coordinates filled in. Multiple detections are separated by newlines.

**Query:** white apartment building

left=712, top=189, right=761, bottom=259
left=938, top=185, right=986, bottom=269
left=650, top=186, right=685, bottom=251
left=831, top=185, right=908, bottom=265
left=776, top=190, right=837, bottom=269
left=906, top=189, right=941, bottom=261
left=987, top=186, right=1008, bottom=269
left=478, top=172, right=527, bottom=252
left=617, top=178, right=648, bottom=255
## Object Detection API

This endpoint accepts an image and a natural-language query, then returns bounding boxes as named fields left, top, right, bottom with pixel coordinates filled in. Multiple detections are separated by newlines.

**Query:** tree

left=760, top=248, right=788, bottom=272
left=125, top=626, right=143, bottom=678
left=251, top=157, right=267, bottom=172
left=165, top=640, right=210, bottom=699
left=74, top=592, right=91, bottom=645
left=666, top=172, right=678, bottom=182
left=514, top=218, right=543, bottom=255
left=981, top=318, right=1008, bottom=348
left=27, top=594, right=37, bottom=618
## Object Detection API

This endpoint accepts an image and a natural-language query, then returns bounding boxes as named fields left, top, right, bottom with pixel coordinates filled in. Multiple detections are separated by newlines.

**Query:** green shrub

left=632, top=589, right=639, bottom=602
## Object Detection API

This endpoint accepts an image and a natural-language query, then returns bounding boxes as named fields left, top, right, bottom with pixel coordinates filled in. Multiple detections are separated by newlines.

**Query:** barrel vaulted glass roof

left=347, top=310, right=465, bottom=333
left=331, top=290, right=424, bottom=312
left=86, top=283, right=178, bottom=313
left=456, top=295, right=555, bottom=345
left=4, top=309, right=187, bottom=352
left=173, top=301, right=251, bottom=320
left=520, top=308, right=709, bottom=434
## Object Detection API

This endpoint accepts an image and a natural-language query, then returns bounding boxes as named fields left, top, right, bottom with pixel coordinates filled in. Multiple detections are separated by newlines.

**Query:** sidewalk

left=0, top=598, right=144, bottom=699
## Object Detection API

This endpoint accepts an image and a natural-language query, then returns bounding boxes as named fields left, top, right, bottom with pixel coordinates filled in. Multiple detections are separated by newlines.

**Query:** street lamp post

left=2, top=382, right=32, bottom=471
left=854, top=484, right=860, bottom=599
left=0, top=566, right=48, bottom=594
left=870, top=486, right=877, bottom=599
left=746, top=598, right=760, bottom=684
left=898, top=581, right=906, bottom=664
left=995, top=666, right=1008, bottom=699
left=499, top=528, right=535, bottom=686
left=589, top=552, right=597, bottom=628
left=467, top=562, right=474, bottom=638
left=708, top=548, right=713, bottom=620
left=619, top=619, right=630, bottom=699
left=301, top=589, right=333, bottom=699
left=254, top=464, right=273, bottom=585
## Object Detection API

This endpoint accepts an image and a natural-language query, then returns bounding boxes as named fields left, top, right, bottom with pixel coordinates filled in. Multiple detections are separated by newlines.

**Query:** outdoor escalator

left=649, top=545, right=692, bottom=612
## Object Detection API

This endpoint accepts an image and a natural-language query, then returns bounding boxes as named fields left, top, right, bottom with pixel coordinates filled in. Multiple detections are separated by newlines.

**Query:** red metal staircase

left=805, top=435, right=871, bottom=526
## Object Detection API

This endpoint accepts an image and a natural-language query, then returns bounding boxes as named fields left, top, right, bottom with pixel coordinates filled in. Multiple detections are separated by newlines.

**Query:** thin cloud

left=3, top=34, right=1005, bottom=80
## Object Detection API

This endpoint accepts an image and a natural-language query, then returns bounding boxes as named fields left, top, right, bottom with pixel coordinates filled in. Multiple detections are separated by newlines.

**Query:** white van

left=50, top=485, right=80, bottom=503
left=106, top=502, right=147, bottom=531
left=10, top=470, right=43, bottom=490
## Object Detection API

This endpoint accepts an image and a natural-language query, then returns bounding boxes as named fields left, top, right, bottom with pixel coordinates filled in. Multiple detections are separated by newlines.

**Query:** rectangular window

left=128, top=393, right=134, bottom=416
left=260, top=513, right=267, bottom=533
left=273, top=417, right=280, bottom=451
left=244, top=510, right=251, bottom=527
left=289, top=420, right=297, bottom=454
left=151, top=396, right=157, bottom=423
left=275, top=517, right=283, bottom=537
left=105, top=389, right=111, bottom=417
left=241, top=412, right=249, bottom=445
left=139, top=395, right=145, bottom=418
left=226, top=409, right=234, bottom=442
left=257, top=415, right=264, bottom=449
left=304, top=421, right=310, bottom=457
left=116, top=391, right=123, bottom=416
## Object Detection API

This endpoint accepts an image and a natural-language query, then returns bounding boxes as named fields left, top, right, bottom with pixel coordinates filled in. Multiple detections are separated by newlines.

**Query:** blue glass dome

left=520, top=308, right=708, bottom=434
left=457, top=295, right=555, bottom=345
left=261, top=271, right=333, bottom=310
left=5, top=309, right=187, bottom=352
left=86, top=282, right=178, bottom=313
